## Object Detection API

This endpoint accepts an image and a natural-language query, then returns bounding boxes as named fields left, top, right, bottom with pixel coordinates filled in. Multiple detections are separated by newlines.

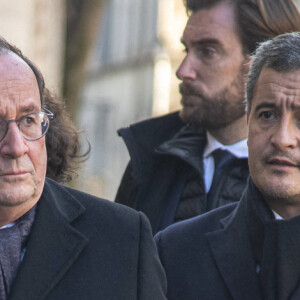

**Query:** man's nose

left=176, top=54, right=197, bottom=81
left=0, top=122, right=29, bottom=158
left=271, top=117, right=299, bottom=151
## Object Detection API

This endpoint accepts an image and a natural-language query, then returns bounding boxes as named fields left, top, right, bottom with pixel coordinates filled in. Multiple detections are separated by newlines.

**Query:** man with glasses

left=0, top=38, right=166, bottom=300
left=0, top=109, right=53, bottom=142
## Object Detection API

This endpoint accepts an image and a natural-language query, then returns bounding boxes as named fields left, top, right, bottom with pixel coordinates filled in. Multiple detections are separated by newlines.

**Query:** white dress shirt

left=273, top=210, right=284, bottom=220
left=203, top=132, right=248, bottom=192
left=0, top=222, right=15, bottom=229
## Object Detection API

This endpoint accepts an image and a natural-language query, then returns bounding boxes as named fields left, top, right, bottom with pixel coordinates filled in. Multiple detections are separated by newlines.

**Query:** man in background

left=155, top=31, right=300, bottom=300
left=0, top=37, right=166, bottom=300
left=115, top=0, right=300, bottom=234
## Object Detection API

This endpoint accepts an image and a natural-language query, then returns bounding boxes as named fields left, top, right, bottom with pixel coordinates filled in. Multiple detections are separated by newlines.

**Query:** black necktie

left=206, top=149, right=235, bottom=209
left=0, top=206, right=36, bottom=299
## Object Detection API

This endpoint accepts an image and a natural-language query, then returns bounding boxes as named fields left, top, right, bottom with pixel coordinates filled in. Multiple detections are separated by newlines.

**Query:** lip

left=0, top=171, right=30, bottom=176
left=267, top=157, right=298, bottom=168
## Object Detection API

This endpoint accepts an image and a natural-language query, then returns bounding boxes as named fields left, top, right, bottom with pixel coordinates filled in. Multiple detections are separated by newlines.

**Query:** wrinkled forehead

left=182, top=1, right=241, bottom=53
left=252, top=67, right=300, bottom=109
left=0, top=52, right=41, bottom=116
left=0, top=51, right=35, bottom=80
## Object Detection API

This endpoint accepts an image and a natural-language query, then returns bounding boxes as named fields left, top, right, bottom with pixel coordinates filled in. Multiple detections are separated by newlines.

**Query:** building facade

left=0, top=0, right=65, bottom=93
left=77, top=0, right=187, bottom=200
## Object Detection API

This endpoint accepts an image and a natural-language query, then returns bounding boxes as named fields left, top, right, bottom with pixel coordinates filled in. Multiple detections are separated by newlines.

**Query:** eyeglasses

left=0, top=108, right=54, bottom=142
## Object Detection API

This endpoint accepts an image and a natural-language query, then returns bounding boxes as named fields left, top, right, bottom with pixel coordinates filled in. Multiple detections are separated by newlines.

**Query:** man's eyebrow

left=254, top=102, right=300, bottom=111
left=19, top=105, right=39, bottom=114
left=180, top=38, right=220, bottom=47
left=255, top=102, right=275, bottom=109
left=254, top=102, right=276, bottom=112
left=193, top=38, right=220, bottom=46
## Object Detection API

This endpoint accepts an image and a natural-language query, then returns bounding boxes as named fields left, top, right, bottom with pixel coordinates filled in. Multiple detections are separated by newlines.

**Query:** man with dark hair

left=155, top=31, right=300, bottom=300
left=115, top=0, right=300, bottom=234
left=0, top=37, right=166, bottom=300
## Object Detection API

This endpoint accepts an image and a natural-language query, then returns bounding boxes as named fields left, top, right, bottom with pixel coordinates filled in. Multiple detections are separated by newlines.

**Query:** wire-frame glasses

left=0, top=108, right=54, bottom=142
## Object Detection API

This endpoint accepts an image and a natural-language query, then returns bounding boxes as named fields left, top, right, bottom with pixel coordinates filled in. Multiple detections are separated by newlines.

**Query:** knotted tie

left=0, top=206, right=36, bottom=300
left=206, top=149, right=235, bottom=209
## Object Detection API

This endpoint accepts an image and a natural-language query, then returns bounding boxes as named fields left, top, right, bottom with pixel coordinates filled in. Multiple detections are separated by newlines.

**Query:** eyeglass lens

left=0, top=112, right=50, bottom=141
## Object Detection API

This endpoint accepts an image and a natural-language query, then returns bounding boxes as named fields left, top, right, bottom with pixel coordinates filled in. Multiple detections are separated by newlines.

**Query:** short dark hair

left=184, top=0, right=300, bottom=54
left=0, top=36, right=90, bottom=183
left=246, top=32, right=300, bottom=112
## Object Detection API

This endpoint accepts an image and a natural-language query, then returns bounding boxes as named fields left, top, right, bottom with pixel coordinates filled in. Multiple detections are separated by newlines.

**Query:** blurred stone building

left=0, top=0, right=65, bottom=93
left=77, top=0, right=187, bottom=200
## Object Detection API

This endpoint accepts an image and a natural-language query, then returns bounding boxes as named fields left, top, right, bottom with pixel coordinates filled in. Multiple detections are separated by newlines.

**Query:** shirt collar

left=272, top=210, right=284, bottom=220
left=203, top=131, right=248, bottom=159
left=0, top=222, right=15, bottom=230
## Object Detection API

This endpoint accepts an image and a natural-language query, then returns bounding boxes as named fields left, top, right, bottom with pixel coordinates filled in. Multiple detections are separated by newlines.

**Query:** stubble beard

left=179, top=66, right=246, bottom=130
left=251, top=151, right=300, bottom=207
left=255, top=178, right=300, bottom=212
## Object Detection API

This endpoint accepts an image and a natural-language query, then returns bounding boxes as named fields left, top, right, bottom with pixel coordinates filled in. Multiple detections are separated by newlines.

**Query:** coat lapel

left=9, top=179, right=88, bottom=300
left=207, top=193, right=263, bottom=300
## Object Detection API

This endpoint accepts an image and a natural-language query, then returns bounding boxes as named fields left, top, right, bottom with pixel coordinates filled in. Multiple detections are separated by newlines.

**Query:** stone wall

left=0, top=0, right=65, bottom=94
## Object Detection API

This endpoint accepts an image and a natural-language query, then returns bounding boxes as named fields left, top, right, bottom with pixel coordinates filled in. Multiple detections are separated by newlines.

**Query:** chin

left=180, top=107, right=205, bottom=126
left=0, top=186, right=36, bottom=207
left=179, top=106, right=194, bottom=122
left=258, top=180, right=299, bottom=202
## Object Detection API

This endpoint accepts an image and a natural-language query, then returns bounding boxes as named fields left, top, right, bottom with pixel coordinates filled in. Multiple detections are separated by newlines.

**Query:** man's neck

left=0, top=202, right=37, bottom=227
left=266, top=200, right=300, bottom=220
left=208, top=114, right=247, bottom=145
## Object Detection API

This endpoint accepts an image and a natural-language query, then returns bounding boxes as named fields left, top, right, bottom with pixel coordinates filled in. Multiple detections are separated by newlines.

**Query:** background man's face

left=248, top=67, right=300, bottom=205
left=177, top=1, right=248, bottom=129
left=0, top=52, right=47, bottom=216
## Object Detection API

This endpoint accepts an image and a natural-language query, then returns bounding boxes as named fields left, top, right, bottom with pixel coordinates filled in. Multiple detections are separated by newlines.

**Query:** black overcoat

left=155, top=183, right=300, bottom=300
left=8, top=178, right=167, bottom=300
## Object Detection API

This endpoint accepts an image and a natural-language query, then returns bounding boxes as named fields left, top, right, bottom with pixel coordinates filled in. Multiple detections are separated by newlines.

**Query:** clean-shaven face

left=0, top=51, right=47, bottom=215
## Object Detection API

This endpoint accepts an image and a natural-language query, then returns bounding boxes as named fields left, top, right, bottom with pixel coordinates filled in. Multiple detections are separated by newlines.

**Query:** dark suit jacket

left=155, top=184, right=300, bottom=300
left=116, top=112, right=248, bottom=234
left=9, top=178, right=167, bottom=300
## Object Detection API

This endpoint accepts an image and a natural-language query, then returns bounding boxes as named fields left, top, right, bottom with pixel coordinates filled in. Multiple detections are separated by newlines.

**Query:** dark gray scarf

left=0, top=205, right=36, bottom=300
left=248, top=181, right=300, bottom=300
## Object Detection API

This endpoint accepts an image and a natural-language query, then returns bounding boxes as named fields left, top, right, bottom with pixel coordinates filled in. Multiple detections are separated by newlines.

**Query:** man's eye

left=258, top=111, right=275, bottom=120
left=22, top=116, right=36, bottom=125
left=201, top=48, right=215, bottom=57
left=196, top=47, right=217, bottom=61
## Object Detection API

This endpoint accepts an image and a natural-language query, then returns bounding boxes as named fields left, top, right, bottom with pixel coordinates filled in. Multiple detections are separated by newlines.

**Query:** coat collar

left=9, top=178, right=88, bottom=300
left=134, top=124, right=207, bottom=233
left=156, top=124, right=206, bottom=174
left=206, top=182, right=263, bottom=300
left=118, top=111, right=184, bottom=180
